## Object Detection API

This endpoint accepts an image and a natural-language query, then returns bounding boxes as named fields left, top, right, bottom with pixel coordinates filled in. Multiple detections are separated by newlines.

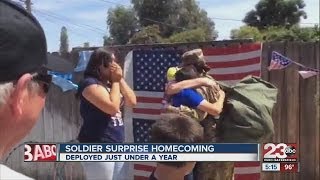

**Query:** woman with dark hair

left=77, top=48, right=136, bottom=180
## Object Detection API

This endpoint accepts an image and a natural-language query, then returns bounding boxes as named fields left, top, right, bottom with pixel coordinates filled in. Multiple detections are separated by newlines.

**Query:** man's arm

left=197, top=90, right=225, bottom=116
left=180, top=89, right=225, bottom=117
left=166, top=77, right=217, bottom=95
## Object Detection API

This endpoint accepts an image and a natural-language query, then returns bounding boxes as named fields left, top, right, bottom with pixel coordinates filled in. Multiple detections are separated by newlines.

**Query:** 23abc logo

left=263, top=143, right=297, bottom=159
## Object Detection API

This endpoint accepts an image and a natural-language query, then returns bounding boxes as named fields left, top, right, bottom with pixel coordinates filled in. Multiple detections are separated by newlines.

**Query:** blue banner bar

left=59, top=143, right=258, bottom=153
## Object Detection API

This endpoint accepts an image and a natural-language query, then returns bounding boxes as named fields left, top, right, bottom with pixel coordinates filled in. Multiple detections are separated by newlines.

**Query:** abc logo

left=24, top=144, right=56, bottom=161
left=285, top=146, right=296, bottom=156
left=264, top=143, right=297, bottom=159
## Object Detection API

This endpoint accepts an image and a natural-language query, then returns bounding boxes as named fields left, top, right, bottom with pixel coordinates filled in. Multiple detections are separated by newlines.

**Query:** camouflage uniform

left=164, top=86, right=234, bottom=180
left=181, top=49, right=234, bottom=180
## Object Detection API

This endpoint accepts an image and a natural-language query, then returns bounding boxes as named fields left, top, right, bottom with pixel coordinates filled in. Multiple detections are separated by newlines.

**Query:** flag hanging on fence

left=47, top=71, right=78, bottom=92
left=74, top=51, right=93, bottom=72
left=268, top=51, right=292, bottom=70
left=123, top=43, right=262, bottom=180
left=268, top=51, right=320, bottom=77
left=298, top=70, right=319, bottom=79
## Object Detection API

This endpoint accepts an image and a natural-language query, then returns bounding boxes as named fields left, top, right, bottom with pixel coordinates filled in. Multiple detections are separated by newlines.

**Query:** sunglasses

left=32, top=73, right=52, bottom=93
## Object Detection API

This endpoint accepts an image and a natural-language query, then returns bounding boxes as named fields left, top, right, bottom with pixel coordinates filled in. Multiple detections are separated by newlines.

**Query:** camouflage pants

left=194, top=119, right=235, bottom=180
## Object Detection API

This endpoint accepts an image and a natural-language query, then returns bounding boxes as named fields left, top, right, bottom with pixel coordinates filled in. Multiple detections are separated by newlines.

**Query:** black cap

left=0, top=0, right=47, bottom=82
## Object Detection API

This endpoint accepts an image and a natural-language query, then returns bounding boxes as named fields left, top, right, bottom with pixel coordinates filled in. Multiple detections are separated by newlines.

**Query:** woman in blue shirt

left=77, top=48, right=136, bottom=180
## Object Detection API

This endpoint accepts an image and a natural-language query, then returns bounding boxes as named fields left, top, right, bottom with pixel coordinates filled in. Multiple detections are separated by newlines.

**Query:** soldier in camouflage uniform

left=165, top=49, right=234, bottom=180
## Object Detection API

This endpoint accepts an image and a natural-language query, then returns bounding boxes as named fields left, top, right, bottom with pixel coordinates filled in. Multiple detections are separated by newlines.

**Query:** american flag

left=298, top=70, right=319, bottom=79
left=123, top=43, right=262, bottom=180
left=268, top=51, right=292, bottom=70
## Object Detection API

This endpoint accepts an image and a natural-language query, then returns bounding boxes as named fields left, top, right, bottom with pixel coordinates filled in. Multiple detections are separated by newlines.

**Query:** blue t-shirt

left=171, top=89, right=204, bottom=108
left=77, top=77, right=124, bottom=143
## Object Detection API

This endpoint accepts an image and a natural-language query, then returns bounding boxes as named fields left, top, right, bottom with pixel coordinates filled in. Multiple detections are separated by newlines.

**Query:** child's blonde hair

left=166, top=66, right=180, bottom=82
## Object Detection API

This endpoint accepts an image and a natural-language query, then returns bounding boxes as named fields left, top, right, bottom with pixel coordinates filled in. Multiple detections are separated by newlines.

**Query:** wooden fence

left=3, top=41, right=319, bottom=180
left=261, top=42, right=319, bottom=180
left=2, top=85, right=85, bottom=180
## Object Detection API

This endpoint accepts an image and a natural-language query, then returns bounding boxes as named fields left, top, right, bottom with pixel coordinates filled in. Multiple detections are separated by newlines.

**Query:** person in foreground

left=76, top=48, right=136, bottom=180
left=0, top=0, right=52, bottom=179
left=149, top=113, right=204, bottom=180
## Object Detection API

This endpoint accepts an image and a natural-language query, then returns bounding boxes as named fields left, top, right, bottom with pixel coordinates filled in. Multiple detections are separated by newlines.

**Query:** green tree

left=167, top=28, right=208, bottom=43
left=261, top=27, right=294, bottom=41
left=262, top=26, right=319, bottom=42
left=59, top=26, right=69, bottom=54
left=230, top=26, right=262, bottom=41
left=103, top=36, right=114, bottom=46
left=230, top=25, right=319, bottom=42
left=168, top=0, right=217, bottom=39
left=243, top=0, right=307, bottom=29
left=107, top=0, right=216, bottom=44
left=107, top=6, right=139, bottom=45
left=131, top=0, right=217, bottom=39
left=128, top=25, right=163, bottom=44
left=290, top=25, right=320, bottom=41
left=132, top=0, right=179, bottom=32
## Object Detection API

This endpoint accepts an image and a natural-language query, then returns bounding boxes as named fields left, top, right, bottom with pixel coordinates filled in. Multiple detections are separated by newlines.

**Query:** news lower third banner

left=24, top=143, right=259, bottom=162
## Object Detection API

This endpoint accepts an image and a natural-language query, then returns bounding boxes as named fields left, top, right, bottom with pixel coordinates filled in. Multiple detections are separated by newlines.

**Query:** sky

left=18, top=0, right=320, bottom=52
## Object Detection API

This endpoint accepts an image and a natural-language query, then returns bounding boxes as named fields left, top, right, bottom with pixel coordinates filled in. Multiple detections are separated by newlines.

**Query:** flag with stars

left=123, top=43, right=262, bottom=180
left=268, top=51, right=292, bottom=70
left=125, top=49, right=181, bottom=143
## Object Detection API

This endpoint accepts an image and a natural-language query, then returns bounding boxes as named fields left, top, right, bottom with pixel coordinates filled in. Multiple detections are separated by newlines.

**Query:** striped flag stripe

left=134, top=164, right=156, bottom=172
left=210, top=70, right=261, bottom=81
left=234, top=166, right=260, bottom=174
left=209, top=63, right=261, bottom=75
left=132, top=113, right=159, bottom=120
left=207, top=57, right=261, bottom=68
left=204, top=50, right=261, bottom=62
left=135, top=91, right=164, bottom=97
left=135, top=103, right=163, bottom=109
left=203, top=43, right=261, bottom=55
left=137, top=97, right=163, bottom=104
left=134, top=93, right=163, bottom=117
left=234, top=162, right=261, bottom=167
left=133, top=108, right=161, bottom=115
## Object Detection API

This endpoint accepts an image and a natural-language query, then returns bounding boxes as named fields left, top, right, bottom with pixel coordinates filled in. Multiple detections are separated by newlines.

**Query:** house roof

left=46, top=53, right=74, bottom=73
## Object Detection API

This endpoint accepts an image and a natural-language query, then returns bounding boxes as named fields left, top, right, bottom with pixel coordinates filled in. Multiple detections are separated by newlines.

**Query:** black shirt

left=77, top=77, right=124, bottom=143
